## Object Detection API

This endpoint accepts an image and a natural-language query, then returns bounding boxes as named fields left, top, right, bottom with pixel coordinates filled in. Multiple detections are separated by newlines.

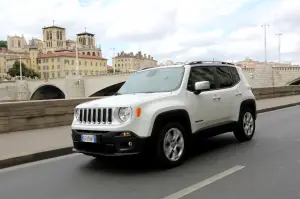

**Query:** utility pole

left=19, top=55, right=22, bottom=80
left=111, top=48, right=115, bottom=74
left=75, top=41, right=79, bottom=76
left=261, top=24, right=270, bottom=63
left=276, top=33, right=282, bottom=63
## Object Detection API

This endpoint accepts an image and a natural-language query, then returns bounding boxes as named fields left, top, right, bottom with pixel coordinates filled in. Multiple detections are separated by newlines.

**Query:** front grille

left=77, top=108, right=113, bottom=124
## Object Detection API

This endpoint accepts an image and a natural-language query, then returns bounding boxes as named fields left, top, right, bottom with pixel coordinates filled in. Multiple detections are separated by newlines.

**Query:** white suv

left=71, top=61, right=257, bottom=168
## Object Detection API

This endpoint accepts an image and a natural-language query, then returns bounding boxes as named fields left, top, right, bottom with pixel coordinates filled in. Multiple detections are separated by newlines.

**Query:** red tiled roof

left=38, top=53, right=107, bottom=60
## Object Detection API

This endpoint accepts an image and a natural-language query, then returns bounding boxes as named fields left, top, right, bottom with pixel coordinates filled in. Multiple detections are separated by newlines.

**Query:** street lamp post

left=111, top=48, right=115, bottom=74
left=261, top=24, right=270, bottom=63
left=75, top=41, right=79, bottom=76
left=276, top=33, right=282, bottom=63
left=19, top=55, right=23, bottom=80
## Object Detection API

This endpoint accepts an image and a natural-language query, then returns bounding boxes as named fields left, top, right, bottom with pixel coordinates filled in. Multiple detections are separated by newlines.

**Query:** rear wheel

left=154, top=122, right=188, bottom=168
left=233, top=107, right=256, bottom=142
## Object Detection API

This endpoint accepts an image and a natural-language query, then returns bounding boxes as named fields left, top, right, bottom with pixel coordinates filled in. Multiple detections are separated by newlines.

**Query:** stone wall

left=252, top=85, right=300, bottom=100
left=0, top=97, right=102, bottom=133
left=0, top=85, right=300, bottom=134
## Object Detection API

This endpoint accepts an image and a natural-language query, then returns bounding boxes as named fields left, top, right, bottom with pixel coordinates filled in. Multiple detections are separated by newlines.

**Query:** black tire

left=233, top=107, right=256, bottom=142
left=153, top=122, right=188, bottom=169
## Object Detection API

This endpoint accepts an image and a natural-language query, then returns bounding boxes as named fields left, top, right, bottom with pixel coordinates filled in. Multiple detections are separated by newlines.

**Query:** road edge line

left=0, top=102, right=299, bottom=169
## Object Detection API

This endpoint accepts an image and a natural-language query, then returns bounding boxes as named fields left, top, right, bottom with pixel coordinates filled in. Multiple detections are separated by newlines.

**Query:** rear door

left=214, top=66, right=239, bottom=122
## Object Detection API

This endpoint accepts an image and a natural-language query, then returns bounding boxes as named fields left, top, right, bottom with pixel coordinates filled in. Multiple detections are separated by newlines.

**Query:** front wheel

left=233, top=108, right=256, bottom=142
left=154, top=122, right=188, bottom=169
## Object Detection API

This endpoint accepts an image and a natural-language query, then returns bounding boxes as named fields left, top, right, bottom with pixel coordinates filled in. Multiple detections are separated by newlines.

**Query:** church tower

left=42, top=21, right=66, bottom=53
left=76, top=28, right=96, bottom=49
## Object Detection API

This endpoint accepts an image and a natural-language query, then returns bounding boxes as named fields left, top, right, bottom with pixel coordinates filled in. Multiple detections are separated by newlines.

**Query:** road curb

left=257, top=102, right=300, bottom=113
left=0, top=147, right=73, bottom=169
left=0, top=102, right=300, bottom=169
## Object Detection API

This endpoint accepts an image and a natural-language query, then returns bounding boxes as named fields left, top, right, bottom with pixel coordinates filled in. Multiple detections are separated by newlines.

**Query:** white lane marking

left=161, top=165, right=245, bottom=199
left=0, top=153, right=82, bottom=173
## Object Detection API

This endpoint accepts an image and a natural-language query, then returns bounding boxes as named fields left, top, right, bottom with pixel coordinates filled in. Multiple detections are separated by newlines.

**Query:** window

left=117, top=67, right=185, bottom=94
left=229, top=67, right=240, bottom=84
left=215, top=66, right=234, bottom=88
left=187, top=67, right=216, bottom=91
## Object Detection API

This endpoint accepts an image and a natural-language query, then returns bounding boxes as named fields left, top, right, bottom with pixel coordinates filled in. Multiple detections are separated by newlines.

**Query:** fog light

left=128, top=142, right=132, bottom=146
left=120, top=132, right=131, bottom=137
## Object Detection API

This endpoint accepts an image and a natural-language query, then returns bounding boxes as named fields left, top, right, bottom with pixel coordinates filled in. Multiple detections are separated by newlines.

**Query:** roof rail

left=186, top=60, right=235, bottom=66
left=140, top=67, right=153, bottom=71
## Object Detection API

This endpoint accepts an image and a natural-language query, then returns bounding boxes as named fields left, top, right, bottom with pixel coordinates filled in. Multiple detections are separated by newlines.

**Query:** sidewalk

left=1, top=95, right=300, bottom=169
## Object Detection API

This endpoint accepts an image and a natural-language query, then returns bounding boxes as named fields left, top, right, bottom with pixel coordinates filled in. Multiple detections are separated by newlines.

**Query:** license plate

left=80, top=134, right=96, bottom=143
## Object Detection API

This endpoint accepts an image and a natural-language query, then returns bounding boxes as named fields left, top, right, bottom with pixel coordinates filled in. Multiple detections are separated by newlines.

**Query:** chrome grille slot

left=78, top=108, right=113, bottom=124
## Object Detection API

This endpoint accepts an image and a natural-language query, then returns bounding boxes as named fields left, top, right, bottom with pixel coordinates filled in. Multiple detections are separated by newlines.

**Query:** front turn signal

left=136, top=107, right=141, bottom=117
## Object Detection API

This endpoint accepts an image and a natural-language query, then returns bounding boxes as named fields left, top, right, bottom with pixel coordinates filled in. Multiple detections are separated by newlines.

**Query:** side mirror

left=193, top=81, right=210, bottom=94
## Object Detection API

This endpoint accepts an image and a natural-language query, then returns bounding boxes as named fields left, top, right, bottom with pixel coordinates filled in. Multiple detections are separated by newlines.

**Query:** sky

left=1, top=0, right=300, bottom=65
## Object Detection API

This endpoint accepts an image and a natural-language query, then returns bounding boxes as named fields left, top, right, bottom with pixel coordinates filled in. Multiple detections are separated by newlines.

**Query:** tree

left=0, top=40, right=7, bottom=48
left=7, top=61, right=40, bottom=78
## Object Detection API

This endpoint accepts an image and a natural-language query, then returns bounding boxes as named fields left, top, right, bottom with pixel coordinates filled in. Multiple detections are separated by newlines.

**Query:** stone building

left=112, top=51, right=157, bottom=72
left=3, top=23, right=107, bottom=79
left=236, top=57, right=299, bottom=68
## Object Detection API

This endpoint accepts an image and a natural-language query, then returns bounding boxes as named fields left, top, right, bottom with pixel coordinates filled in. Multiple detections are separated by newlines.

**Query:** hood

left=76, top=92, right=172, bottom=108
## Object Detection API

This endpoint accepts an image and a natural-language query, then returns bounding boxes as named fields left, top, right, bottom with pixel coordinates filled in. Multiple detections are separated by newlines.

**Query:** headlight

left=118, top=107, right=132, bottom=122
left=74, top=108, right=80, bottom=119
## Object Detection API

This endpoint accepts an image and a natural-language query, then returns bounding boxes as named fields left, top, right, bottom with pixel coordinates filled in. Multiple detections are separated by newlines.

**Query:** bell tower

left=76, top=27, right=96, bottom=49
left=42, top=21, right=66, bottom=53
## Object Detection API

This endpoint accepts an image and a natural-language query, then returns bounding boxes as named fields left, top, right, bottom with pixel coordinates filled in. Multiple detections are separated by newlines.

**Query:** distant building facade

left=236, top=57, right=299, bottom=68
left=3, top=23, right=107, bottom=79
left=112, top=51, right=157, bottom=72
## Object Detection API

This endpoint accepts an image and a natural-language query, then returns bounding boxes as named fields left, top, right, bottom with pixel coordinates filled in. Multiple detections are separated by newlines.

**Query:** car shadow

left=79, top=132, right=241, bottom=174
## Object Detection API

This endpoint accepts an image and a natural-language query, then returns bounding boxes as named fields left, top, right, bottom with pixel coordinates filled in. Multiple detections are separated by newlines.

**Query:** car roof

left=137, top=61, right=237, bottom=72
left=185, top=60, right=236, bottom=67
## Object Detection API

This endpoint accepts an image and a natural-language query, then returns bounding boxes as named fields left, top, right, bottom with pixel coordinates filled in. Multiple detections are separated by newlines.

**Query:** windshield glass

left=117, top=67, right=185, bottom=94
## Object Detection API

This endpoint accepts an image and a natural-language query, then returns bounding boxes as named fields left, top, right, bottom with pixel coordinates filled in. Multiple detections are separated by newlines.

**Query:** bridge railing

left=0, top=71, right=136, bottom=83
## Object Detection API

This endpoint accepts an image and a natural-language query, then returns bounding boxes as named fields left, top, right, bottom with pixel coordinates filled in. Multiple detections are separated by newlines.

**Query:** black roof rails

left=140, top=67, right=153, bottom=71
left=186, top=60, right=235, bottom=66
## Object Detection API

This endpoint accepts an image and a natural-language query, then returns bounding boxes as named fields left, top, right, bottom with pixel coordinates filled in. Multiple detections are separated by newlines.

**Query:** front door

left=186, top=66, right=221, bottom=131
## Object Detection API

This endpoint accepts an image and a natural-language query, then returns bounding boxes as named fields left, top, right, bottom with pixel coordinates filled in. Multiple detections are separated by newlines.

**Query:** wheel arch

left=151, top=109, right=192, bottom=138
left=240, top=99, right=257, bottom=120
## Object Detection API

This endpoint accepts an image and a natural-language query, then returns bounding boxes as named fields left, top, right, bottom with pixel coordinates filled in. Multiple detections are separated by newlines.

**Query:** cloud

left=1, top=0, right=300, bottom=64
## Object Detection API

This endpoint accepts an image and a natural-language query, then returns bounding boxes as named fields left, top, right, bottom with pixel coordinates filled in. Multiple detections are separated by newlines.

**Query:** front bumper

left=72, top=129, right=149, bottom=156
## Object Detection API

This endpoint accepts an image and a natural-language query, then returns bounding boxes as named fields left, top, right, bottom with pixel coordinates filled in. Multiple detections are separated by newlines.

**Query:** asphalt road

left=1, top=106, right=300, bottom=199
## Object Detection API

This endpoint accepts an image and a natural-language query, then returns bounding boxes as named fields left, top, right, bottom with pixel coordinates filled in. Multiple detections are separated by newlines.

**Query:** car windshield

left=117, top=67, right=185, bottom=94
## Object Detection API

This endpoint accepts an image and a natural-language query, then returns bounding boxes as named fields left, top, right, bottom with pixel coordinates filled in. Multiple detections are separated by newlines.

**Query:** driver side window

left=187, top=67, right=216, bottom=91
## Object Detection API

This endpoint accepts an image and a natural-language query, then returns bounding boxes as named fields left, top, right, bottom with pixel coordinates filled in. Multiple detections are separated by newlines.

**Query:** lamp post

left=111, top=48, right=115, bottom=74
left=261, top=24, right=270, bottom=63
left=276, top=33, right=282, bottom=63
left=19, top=55, right=23, bottom=80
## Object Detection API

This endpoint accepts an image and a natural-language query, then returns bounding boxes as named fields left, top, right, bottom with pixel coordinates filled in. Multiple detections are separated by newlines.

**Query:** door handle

left=235, top=91, right=242, bottom=96
left=213, top=95, right=221, bottom=100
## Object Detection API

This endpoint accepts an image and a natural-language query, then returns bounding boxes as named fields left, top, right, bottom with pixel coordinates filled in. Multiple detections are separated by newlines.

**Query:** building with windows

left=4, top=23, right=107, bottom=79
left=112, top=51, right=157, bottom=72
left=236, top=57, right=300, bottom=68
left=38, top=52, right=107, bottom=79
